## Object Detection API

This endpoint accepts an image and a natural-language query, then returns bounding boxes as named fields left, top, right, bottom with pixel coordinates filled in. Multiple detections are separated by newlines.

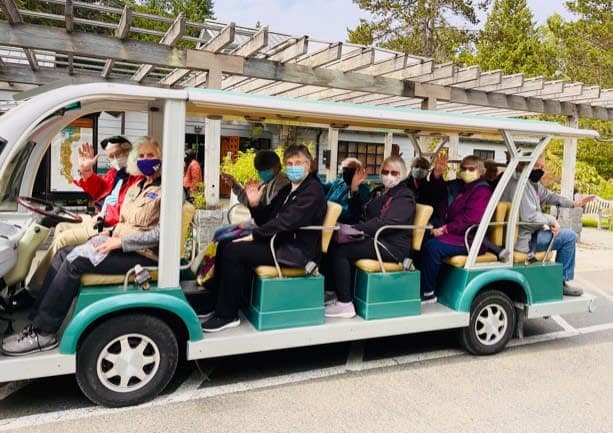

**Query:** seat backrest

left=412, top=204, right=433, bottom=251
left=490, top=201, right=511, bottom=246
left=181, top=201, right=196, bottom=258
left=322, top=201, right=343, bottom=253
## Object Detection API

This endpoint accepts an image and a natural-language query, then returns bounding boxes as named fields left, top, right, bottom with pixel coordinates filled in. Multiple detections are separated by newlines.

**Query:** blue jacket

left=321, top=178, right=370, bottom=224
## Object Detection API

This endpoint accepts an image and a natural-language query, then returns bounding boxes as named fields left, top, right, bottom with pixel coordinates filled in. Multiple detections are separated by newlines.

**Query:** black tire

left=459, top=290, right=516, bottom=356
left=76, top=313, right=179, bottom=407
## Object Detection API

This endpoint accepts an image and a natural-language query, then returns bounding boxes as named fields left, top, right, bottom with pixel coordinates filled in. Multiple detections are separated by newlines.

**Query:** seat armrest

left=373, top=224, right=432, bottom=273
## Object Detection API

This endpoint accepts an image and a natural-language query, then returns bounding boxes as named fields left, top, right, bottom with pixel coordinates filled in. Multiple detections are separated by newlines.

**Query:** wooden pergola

left=0, top=0, right=611, bottom=201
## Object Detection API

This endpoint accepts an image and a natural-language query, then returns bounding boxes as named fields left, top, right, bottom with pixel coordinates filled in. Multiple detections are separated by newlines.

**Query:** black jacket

left=250, top=174, right=326, bottom=267
left=350, top=182, right=416, bottom=259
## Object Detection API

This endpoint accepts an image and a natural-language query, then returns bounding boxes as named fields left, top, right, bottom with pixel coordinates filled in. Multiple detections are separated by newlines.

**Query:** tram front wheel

left=459, top=290, right=516, bottom=355
left=76, top=313, right=179, bottom=407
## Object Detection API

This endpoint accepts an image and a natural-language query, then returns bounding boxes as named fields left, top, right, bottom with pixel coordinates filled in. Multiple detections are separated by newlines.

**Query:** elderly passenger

left=324, top=156, right=416, bottom=318
left=199, top=145, right=326, bottom=332
left=419, top=155, right=492, bottom=303
left=321, top=157, right=370, bottom=224
left=2, top=137, right=164, bottom=355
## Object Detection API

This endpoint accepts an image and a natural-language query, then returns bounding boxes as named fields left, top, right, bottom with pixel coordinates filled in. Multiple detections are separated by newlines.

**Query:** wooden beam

left=160, top=13, right=185, bottom=46
left=431, top=65, right=480, bottom=86
left=267, top=36, right=308, bottom=63
left=456, top=70, right=502, bottom=89
left=200, top=22, right=235, bottom=53
left=65, top=0, right=74, bottom=32
left=101, top=59, right=114, bottom=78
left=116, top=6, right=133, bottom=39
left=67, top=54, right=74, bottom=74
left=23, top=48, right=39, bottom=71
left=233, top=27, right=268, bottom=57
left=0, top=22, right=610, bottom=120
left=0, top=0, right=22, bottom=24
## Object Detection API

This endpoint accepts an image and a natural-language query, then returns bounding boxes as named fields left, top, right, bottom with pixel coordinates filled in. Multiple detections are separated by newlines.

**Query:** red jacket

left=74, top=169, right=142, bottom=226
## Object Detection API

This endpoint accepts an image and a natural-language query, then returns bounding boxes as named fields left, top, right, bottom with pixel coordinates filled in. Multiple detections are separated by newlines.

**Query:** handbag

left=334, top=224, right=366, bottom=244
left=212, top=224, right=252, bottom=242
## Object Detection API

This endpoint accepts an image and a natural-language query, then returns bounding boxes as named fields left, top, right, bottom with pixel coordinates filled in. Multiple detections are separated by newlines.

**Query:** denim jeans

left=418, top=238, right=468, bottom=297
left=535, top=228, right=576, bottom=281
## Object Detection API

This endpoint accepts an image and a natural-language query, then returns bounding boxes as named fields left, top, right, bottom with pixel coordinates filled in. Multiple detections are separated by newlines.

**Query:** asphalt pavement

left=0, top=227, right=611, bottom=433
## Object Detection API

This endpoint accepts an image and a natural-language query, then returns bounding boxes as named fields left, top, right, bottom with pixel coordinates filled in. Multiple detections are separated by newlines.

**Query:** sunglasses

left=459, top=166, right=477, bottom=172
left=381, top=169, right=400, bottom=176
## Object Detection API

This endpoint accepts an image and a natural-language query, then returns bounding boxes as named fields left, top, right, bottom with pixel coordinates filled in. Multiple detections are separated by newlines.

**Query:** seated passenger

left=321, top=157, right=370, bottom=224
left=221, top=149, right=290, bottom=206
left=419, top=155, right=491, bottom=303
left=502, top=155, right=594, bottom=296
left=484, top=159, right=503, bottom=189
left=27, top=136, right=142, bottom=292
left=324, top=156, right=416, bottom=318
left=2, top=137, right=164, bottom=355
left=199, top=145, right=326, bottom=332
left=405, top=156, right=447, bottom=225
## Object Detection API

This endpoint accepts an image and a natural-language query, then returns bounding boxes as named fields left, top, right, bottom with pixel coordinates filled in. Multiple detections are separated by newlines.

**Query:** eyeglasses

left=459, top=166, right=477, bottom=172
left=381, top=169, right=400, bottom=176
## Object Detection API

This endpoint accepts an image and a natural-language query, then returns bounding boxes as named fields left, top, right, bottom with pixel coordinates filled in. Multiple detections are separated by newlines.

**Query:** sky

left=213, top=0, right=576, bottom=42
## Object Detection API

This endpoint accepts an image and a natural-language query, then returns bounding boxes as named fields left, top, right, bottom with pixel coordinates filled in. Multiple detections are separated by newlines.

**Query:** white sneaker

left=325, top=302, right=356, bottom=318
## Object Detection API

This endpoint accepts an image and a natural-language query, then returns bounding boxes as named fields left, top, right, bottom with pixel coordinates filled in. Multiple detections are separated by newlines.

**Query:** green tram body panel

left=244, top=275, right=325, bottom=331
left=437, top=262, right=564, bottom=312
left=59, top=284, right=204, bottom=354
left=354, top=270, right=421, bottom=320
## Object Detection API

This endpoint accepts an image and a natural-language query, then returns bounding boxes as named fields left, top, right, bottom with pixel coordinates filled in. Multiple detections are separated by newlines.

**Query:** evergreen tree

left=347, top=0, right=491, bottom=62
left=472, top=0, right=556, bottom=77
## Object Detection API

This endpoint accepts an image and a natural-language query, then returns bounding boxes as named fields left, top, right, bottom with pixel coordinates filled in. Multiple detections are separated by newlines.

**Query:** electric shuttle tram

left=0, top=83, right=597, bottom=407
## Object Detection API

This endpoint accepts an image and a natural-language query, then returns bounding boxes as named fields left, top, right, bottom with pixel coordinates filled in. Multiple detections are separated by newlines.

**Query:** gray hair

left=126, top=136, right=162, bottom=176
left=380, top=155, right=407, bottom=179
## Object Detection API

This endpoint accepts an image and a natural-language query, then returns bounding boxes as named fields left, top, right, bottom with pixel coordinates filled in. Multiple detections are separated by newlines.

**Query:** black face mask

left=342, top=167, right=356, bottom=185
left=529, top=168, right=545, bottom=183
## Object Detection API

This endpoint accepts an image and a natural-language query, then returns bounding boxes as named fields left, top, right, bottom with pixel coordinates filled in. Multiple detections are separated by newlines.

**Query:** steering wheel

left=17, top=196, right=83, bottom=224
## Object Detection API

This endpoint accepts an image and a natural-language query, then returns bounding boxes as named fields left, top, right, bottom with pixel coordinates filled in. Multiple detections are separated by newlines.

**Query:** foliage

left=192, top=182, right=206, bottom=209
left=348, top=0, right=491, bottom=62
left=467, top=0, right=558, bottom=77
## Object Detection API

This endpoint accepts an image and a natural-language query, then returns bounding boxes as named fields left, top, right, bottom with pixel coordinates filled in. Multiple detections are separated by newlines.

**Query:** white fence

left=583, top=196, right=613, bottom=229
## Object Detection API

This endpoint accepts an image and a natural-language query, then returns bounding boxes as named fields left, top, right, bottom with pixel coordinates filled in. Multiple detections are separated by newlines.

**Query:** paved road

left=0, top=228, right=611, bottom=433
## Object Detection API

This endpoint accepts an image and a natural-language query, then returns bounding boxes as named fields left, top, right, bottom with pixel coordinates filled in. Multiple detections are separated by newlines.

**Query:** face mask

left=529, top=168, right=545, bottom=183
left=342, top=167, right=356, bottom=185
left=286, top=165, right=305, bottom=183
left=458, top=170, right=480, bottom=184
left=110, top=155, right=128, bottom=171
left=258, top=169, right=275, bottom=182
left=380, top=174, right=400, bottom=189
left=137, top=158, right=161, bottom=176
left=411, top=168, right=428, bottom=181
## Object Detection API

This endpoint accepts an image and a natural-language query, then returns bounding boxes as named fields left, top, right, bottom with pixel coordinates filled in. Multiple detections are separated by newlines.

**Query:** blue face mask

left=286, top=165, right=305, bottom=183
left=137, top=158, right=161, bottom=176
left=258, top=169, right=275, bottom=182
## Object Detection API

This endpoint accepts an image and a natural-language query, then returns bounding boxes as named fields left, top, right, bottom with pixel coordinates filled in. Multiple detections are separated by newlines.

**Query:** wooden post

left=448, top=133, right=460, bottom=160
left=561, top=114, right=578, bottom=199
left=383, top=132, right=393, bottom=158
left=204, top=68, right=222, bottom=206
left=327, top=127, right=339, bottom=182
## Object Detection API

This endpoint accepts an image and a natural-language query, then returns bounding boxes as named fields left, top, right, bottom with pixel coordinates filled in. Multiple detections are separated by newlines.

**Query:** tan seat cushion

left=443, top=252, right=498, bottom=267
left=322, top=201, right=342, bottom=253
left=354, top=259, right=403, bottom=273
left=81, top=270, right=159, bottom=286
left=490, top=201, right=511, bottom=246
left=254, top=266, right=306, bottom=278
left=513, top=251, right=554, bottom=263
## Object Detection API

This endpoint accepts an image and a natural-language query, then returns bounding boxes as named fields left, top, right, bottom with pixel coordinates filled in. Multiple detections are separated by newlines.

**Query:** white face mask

left=381, top=174, right=400, bottom=189
left=110, top=155, right=128, bottom=171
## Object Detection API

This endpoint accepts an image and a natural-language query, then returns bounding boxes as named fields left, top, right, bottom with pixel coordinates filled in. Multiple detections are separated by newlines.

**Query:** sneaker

left=563, top=281, right=583, bottom=297
left=526, top=253, right=537, bottom=264
left=194, top=303, right=216, bottom=320
left=324, top=290, right=337, bottom=306
left=2, top=324, right=58, bottom=356
left=497, top=248, right=510, bottom=262
left=324, top=301, right=356, bottom=318
left=421, top=293, right=438, bottom=304
left=201, top=316, right=240, bottom=333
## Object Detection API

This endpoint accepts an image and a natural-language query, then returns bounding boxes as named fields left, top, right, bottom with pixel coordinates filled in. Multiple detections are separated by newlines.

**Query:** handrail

left=373, top=224, right=432, bottom=273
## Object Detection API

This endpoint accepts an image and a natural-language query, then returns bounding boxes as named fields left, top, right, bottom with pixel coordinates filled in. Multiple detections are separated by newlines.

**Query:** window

left=338, top=141, right=385, bottom=176
left=473, top=149, right=495, bottom=161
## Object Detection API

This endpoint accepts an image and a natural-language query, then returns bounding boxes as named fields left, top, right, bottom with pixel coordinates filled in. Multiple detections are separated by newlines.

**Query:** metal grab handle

left=373, top=224, right=432, bottom=273
left=268, top=226, right=340, bottom=278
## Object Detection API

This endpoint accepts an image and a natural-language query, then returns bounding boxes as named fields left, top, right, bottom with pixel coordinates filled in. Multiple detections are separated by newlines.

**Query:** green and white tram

left=0, top=83, right=597, bottom=407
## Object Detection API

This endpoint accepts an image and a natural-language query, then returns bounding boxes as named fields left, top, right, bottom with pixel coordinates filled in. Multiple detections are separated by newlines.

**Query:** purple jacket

left=437, top=178, right=492, bottom=248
